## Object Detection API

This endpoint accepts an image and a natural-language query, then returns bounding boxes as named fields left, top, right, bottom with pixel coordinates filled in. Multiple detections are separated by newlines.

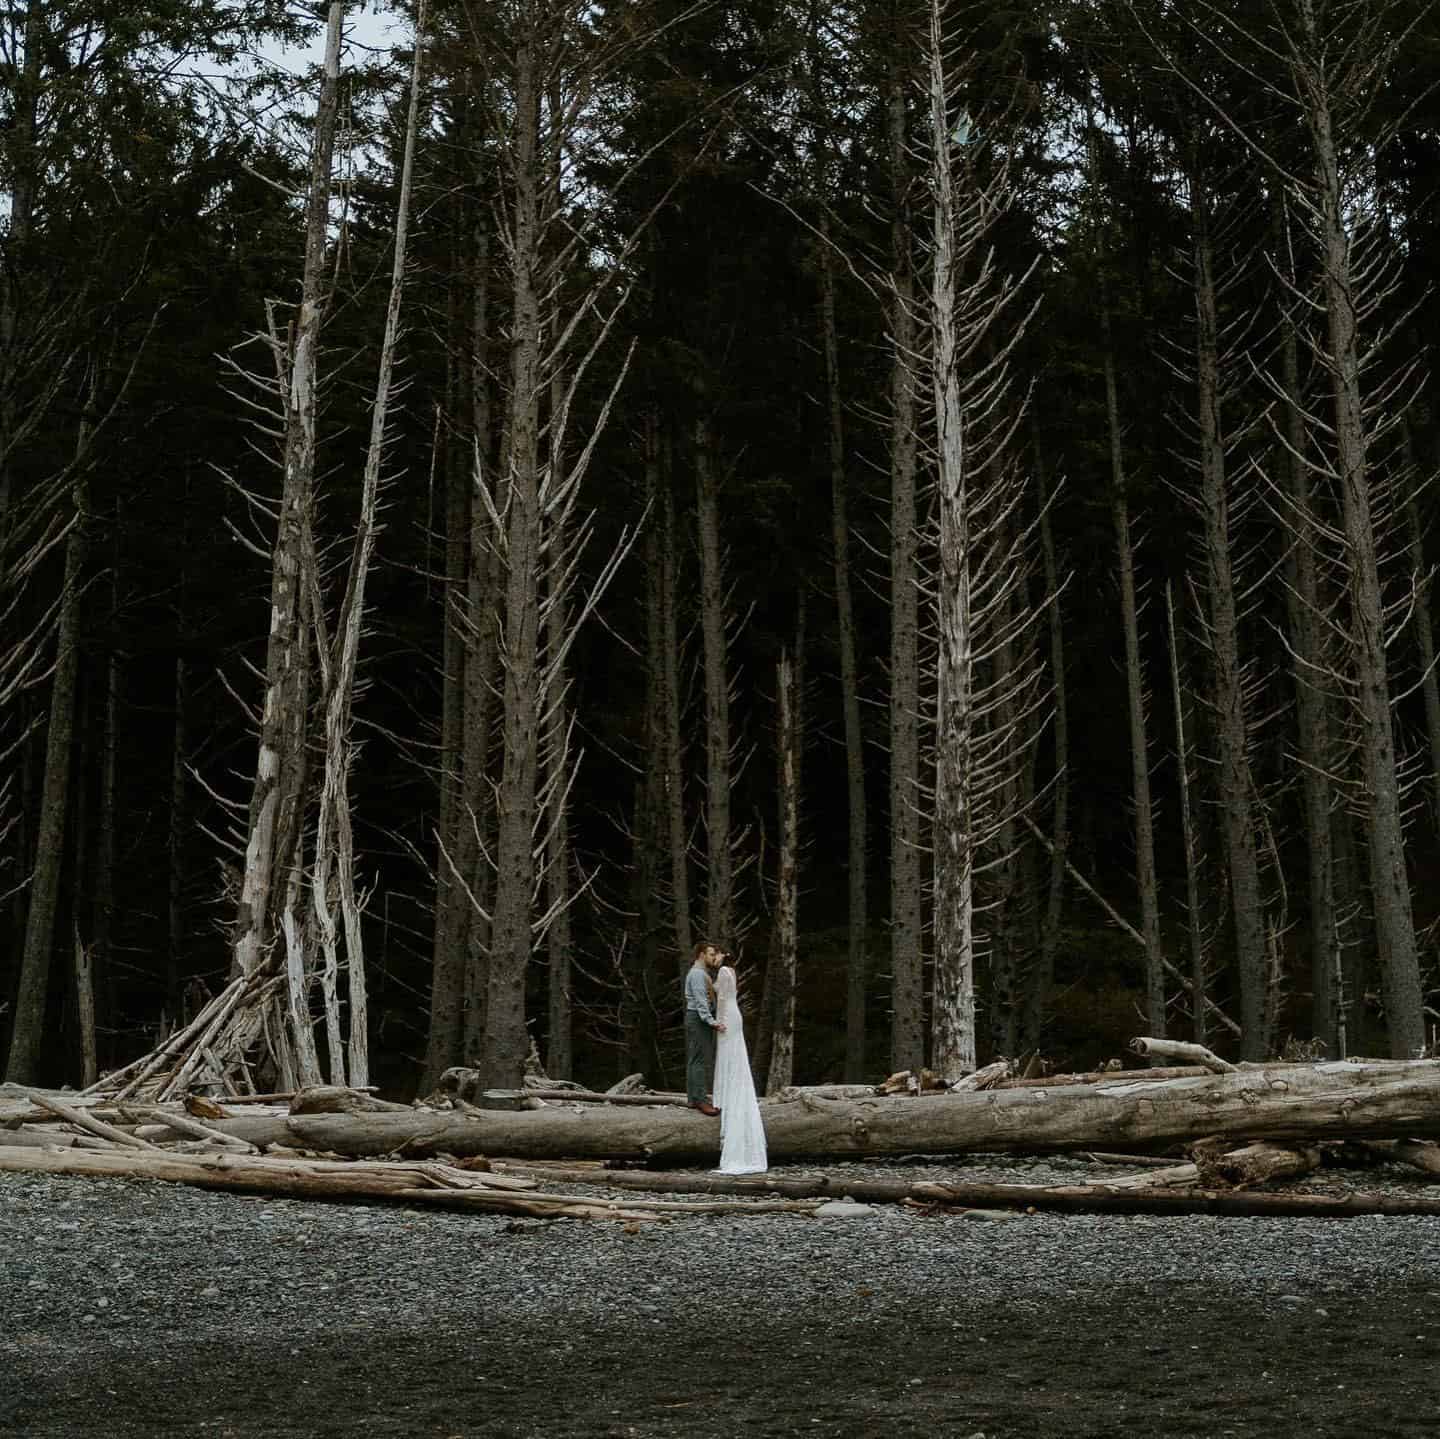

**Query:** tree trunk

left=168, top=652, right=188, bottom=1019
left=485, top=7, right=545, bottom=1089
left=818, top=218, right=869, bottom=1085
left=927, top=31, right=976, bottom=1082
left=659, top=432, right=693, bottom=966
left=1401, top=418, right=1440, bottom=837
left=1273, top=198, right=1339, bottom=1053
left=454, top=115, right=500, bottom=1075
left=423, top=200, right=475, bottom=1090
left=765, top=618, right=804, bottom=1094
left=1192, top=180, right=1268, bottom=1058
left=94, top=559, right=119, bottom=1048
left=4, top=425, right=90, bottom=1084
left=1105, top=351, right=1166, bottom=1049
left=0, top=0, right=43, bottom=536
left=1023, top=470, right=1067, bottom=1055
left=543, top=522, right=574, bottom=1079
left=694, top=411, right=734, bottom=949
left=886, top=46, right=925, bottom=1075
left=1165, top=582, right=1209, bottom=1045
left=1301, top=0, right=1424, bottom=1057
left=232, top=3, right=345, bottom=984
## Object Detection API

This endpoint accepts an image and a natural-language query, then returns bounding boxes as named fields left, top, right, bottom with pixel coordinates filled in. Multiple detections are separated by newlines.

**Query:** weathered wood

left=199, top=1058, right=1440, bottom=1161
left=289, top=1086, right=412, bottom=1115
left=1360, top=1138, right=1440, bottom=1178
left=0, top=1128, right=80, bottom=1149
left=774, top=1084, right=878, bottom=1103
left=480, top=1088, right=690, bottom=1108
left=1103, top=1143, right=1319, bottom=1191
left=998, top=1066, right=1210, bottom=1089
left=487, top=1161, right=1440, bottom=1219
left=13, top=1087, right=162, bottom=1151
left=0, top=1144, right=549, bottom=1206
left=950, top=1059, right=1012, bottom=1092
left=1129, top=1036, right=1235, bottom=1073
left=395, top=1187, right=820, bottom=1218
left=74, top=932, right=98, bottom=1089
left=118, top=1105, right=257, bottom=1151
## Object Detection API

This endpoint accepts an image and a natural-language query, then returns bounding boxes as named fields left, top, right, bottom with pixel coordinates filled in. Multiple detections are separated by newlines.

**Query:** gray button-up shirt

left=684, top=964, right=717, bottom=1026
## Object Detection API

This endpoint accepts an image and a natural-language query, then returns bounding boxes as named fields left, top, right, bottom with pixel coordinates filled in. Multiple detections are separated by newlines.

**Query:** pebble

left=2, top=1152, right=1437, bottom=1378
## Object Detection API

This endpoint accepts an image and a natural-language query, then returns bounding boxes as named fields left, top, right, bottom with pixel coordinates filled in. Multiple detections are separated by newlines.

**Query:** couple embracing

left=683, top=941, right=768, bottom=1175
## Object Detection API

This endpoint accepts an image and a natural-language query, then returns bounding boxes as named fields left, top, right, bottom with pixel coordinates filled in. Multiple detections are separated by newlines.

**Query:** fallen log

left=0, top=1128, right=80, bottom=1149
left=12, top=1087, right=162, bottom=1151
left=1359, top=1138, right=1440, bottom=1178
left=394, top=1187, right=822, bottom=1218
left=486, top=1162, right=1440, bottom=1219
left=470, top=1088, right=691, bottom=1109
left=199, top=1057, right=1440, bottom=1162
left=1129, top=1038, right=1235, bottom=1073
left=289, top=1086, right=412, bottom=1116
left=1102, top=1143, right=1320, bottom=1191
left=997, top=1066, right=1210, bottom=1090
left=0, top=1143, right=544, bottom=1191
left=0, top=1145, right=681, bottom=1224
left=118, top=1104, right=257, bottom=1152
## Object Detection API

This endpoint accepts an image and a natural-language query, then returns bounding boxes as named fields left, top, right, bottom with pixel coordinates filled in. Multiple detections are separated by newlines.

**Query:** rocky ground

left=2, top=1155, right=1438, bottom=1438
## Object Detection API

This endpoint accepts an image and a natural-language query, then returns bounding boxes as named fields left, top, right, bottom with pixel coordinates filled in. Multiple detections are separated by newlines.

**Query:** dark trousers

left=685, top=1011, right=716, bottom=1105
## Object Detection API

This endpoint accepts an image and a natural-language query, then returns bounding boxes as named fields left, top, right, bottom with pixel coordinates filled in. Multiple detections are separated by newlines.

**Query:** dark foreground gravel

left=2, top=1156, right=1439, bottom=1439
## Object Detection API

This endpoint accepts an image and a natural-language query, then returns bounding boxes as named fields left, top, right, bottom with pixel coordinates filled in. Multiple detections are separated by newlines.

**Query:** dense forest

left=3, top=0, right=1440, bottom=1099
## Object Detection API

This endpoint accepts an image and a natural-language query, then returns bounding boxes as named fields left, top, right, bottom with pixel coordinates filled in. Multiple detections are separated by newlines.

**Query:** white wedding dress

left=711, top=965, right=768, bottom=1174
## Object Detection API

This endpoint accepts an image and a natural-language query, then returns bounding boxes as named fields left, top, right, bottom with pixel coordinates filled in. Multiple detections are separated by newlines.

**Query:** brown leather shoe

left=692, top=1102, right=720, bottom=1116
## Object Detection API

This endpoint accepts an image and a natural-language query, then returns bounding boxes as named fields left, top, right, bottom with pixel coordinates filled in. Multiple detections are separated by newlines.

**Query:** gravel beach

left=2, top=1155, right=1438, bottom=1439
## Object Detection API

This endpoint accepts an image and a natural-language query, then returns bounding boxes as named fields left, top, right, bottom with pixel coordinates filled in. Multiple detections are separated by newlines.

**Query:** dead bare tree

left=465, top=0, right=653, bottom=1088
left=884, top=37, right=927, bottom=1076
left=1184, top=0, right=1430, bottom=1055
left=914, top=0, right=1045, bottom=1080
left=177, top=2, right=430, bottom=1096
left=1164, top=581, right=1214, bottom=1044
left=1164, top=151, right=1280, bottom=1058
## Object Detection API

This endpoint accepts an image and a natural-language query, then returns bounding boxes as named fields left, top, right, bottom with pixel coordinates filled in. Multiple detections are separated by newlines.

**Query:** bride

left=711, top=959, right=768, bottom=1174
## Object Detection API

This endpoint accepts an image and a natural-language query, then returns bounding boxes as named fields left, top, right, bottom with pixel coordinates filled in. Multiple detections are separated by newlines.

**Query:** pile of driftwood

left=3, top=1037, right=1440, bottom=1223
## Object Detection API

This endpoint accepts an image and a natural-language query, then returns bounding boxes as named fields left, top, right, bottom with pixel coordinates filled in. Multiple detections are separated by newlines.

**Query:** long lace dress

left=711, top=965, right=768, bottom=1174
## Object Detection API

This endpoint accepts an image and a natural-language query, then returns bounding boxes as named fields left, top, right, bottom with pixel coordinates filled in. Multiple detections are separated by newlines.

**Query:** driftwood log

left=188, top=1058, right=1440, bottom=1161
left=1100, top=1142, right=1321, bottom=1190
left=486, top=1161, right=1440, bottom=1219
left=1128, top=1037, right=1236, bottom=1073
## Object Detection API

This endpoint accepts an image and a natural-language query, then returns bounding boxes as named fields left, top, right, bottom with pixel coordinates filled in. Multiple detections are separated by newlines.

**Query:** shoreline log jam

left=6, top=1047, right=1440, bottom=1223
left=178, top=1058, right=1440, bottom=1161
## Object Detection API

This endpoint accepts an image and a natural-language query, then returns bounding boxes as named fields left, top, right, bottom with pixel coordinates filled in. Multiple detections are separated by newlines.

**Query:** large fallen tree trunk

left=0, top=1143, right=806, bottom=1222
left=485, top=1161, right=1440, bottom=1219
left=196, top=1058, right=1440, bottom=1161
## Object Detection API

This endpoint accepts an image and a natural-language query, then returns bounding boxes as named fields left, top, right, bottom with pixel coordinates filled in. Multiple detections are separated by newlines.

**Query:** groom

left=683, top=942, right=727, bottom=1116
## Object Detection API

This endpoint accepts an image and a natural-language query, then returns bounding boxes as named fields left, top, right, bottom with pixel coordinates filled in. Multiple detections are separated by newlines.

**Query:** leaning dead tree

left=102, top=4, right=429, bottom=1098
left=910, top=0, right=1045, bottom=1079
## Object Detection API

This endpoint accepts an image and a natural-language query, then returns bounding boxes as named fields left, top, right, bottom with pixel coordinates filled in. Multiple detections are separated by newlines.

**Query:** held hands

left=714, top=1021, right=727, bottom=1033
